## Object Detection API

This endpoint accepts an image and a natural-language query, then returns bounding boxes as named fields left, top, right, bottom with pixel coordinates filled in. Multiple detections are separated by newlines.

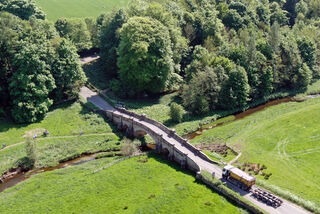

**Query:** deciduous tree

left=100, top=9, right=127, bottom=76
left=219, top=66, right=250, bottom=109
left=117, top=16, right=174, bottom=94
left=52, top=39, right=86, bottom=101
left=0, top=0, right=45, bottom=20
left=9, top=39, right=56, bottom=123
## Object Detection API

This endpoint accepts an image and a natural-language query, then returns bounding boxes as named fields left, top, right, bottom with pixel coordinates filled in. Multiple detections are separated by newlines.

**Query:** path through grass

left=0, top=133, right=121, bottom=175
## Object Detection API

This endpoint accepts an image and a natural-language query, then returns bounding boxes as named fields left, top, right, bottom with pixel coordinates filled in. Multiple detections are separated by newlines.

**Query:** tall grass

left=0, top=134, right=121, bottom=174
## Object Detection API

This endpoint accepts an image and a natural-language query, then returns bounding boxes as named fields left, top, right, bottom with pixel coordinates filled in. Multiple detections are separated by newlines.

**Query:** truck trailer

left=222, top=165, right=256, bottom=190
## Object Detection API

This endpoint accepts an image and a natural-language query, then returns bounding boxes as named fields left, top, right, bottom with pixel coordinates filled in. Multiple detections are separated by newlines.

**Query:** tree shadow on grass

left=0, top=100, right=77, bottom=138
left=146, top=151, right=194, bottom=177
left=0, top=119, right=28, bottom=135
left=79, top=103, right=125, bottom=141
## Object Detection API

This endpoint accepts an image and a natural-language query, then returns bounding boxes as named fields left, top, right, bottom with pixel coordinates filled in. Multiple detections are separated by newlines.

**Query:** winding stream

left=0, top=154, right=96, bottom=193
left=0, top=144, right=155, bottom=193
left=183, top=97, right=293, bottom=140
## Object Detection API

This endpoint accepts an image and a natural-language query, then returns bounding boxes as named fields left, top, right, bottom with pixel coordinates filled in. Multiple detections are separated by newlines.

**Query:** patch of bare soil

left=195, top=143, right=237, bottom=157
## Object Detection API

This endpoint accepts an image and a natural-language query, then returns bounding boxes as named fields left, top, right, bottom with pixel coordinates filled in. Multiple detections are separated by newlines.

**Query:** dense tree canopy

left=52, top=39, right=86, bottom=102
left=0, top=12, right=85, bottom=123
left=55, top=18, right=92, bottom=52
left=96, top=0, right=318, bottom=114
left=100, top=9, right=127, bottom=76
left=1, top=0, right=320, bottom=121
left=0, top=0, right=45, bottom=20
left=117, top=16, right=174, bottom=94
left=9, top=39, right=56, bottom=123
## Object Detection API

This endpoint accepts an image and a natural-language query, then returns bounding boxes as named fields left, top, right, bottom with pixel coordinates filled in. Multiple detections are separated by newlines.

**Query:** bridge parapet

left=114, top=108, right=218, bottom=165
left=98, top=108, right=210, bottom=172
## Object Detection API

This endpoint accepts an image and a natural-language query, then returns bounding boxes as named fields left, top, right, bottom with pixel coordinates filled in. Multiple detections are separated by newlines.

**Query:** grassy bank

left=0, top=100, right=123, bottom=175
left=97, top=78, right=320, bottom=137
left=34, top=0, right=131, bottom=21
left=191, top=97, right=320, bottom=208
left=0, top=101, right=113, bottom=147
left=0, top=154, right=246, bottom=214
left=0, top=133, right=121, bottom=175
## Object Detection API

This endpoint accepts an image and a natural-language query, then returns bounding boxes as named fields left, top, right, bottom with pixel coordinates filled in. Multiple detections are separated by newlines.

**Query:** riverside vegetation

left=0, top=100, right=121, bottom=175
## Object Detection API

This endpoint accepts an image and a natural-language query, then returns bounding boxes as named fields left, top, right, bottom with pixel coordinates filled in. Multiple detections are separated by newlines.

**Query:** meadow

left=0, top=101, right=114, bottom=147
left=0, top=100, right=123, bottom=174
left=34, top=0, right=131, bottom=21
left=0, top=154, right=246, bottom=214
left=0, top=134, right=121, bottom=175
left=191, top=97, right=320, bottom=208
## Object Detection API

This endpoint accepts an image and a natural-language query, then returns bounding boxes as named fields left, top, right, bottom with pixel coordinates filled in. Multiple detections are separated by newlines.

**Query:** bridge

left=80, top=87, right=219, bottom=174
left=80, top=86, right=310, bottom=214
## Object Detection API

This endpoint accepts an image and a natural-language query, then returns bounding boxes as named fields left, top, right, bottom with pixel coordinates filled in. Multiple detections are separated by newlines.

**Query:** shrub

left=169, top=102, right=183, bottom=123
left=120, top=138, right=139, bottom=156
left=25, top=138, right=37, bottom=166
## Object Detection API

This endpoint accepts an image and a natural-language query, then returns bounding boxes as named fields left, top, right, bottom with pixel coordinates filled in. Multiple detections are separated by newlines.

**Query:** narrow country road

left=79, top=86, right=311, bottom=214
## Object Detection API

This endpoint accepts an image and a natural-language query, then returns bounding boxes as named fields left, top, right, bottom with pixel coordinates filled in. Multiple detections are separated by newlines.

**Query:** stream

left=0, top=154, right=96, bottom=193
left=183, top=97, right=293, bottom=140
left=0, top=144, right=155, bottom=193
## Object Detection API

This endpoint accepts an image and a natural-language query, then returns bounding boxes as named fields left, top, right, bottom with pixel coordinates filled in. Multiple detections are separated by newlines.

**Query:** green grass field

left=0, top=133, right=121, bottom=175
left=0, top=154, right=246, bottom=214
left=191, top=97, right=320, bottom=207
left=0, top=100, right=123, bottom=174
left=0, top=101, right=113, bottom=147
left=34, top=0, right=131, bottom=21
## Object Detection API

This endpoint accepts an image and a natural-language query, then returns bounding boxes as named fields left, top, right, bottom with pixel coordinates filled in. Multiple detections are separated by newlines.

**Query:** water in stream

left=0, top=154, right=96, bottom=193
left=183, top=97, right=293, bottom=140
